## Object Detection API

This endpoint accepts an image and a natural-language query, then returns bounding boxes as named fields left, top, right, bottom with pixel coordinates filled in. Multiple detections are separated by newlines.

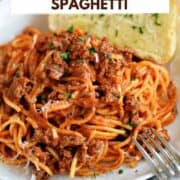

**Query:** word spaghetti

left=51, top=0, right=128, bottom=10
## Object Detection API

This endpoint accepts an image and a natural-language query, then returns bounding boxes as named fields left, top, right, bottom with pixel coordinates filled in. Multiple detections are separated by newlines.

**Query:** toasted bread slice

left=49, top=0, right=178, bottom=64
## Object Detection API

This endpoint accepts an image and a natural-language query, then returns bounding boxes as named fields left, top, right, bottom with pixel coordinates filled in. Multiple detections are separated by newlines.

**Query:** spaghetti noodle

left=0, top=27, right=177, bottom=179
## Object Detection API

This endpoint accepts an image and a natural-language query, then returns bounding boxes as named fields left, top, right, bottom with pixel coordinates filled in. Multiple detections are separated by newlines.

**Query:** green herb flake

left=125, top=120, right=139, bottom=127
left=131, top=77, right=136, bottom=81
left=39, top=94, right=46, bottom=101
left=113, top=93, right=120, bottom=99
left=123, top=14, right=133, bottom=18
left=109, top=58, right=113, bottom=63
left=132, top=25, right=136, bottom=29
left=67, top=25, right=74, bottom=33
left=118, top=169, right=124, bottom=174
left=115, top=29, right=119, bottom=37
left=48, top=42, right=54, bottom=49
left=15, top=72, right=20, bottom=78
left=131, top=122, right=139, bottom=127
left=139, top=27, right=144, bottom=34
left=89, top=47, right=96, bottom=55
left=78, top=36, right=88, bottom=42
left=152, top=13, right=161, bottom=26
left=129, top=14, right=133, bottom=18
left=60, top=52, right=70, bottom=62
left=125, top=120, right=131, bottom=125
left=99, top=14, right=105, bottom=18
left=64, top=92, right=72, bottom=99
left=105, top=53, right=113, bottom=62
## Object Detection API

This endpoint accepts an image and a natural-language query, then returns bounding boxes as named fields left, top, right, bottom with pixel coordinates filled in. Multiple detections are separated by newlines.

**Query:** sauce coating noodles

left=0, top=27, right=176, bottom=179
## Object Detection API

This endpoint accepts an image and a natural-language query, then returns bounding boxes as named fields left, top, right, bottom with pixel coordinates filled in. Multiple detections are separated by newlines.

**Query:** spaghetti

left=0, top=27, right=177, bottom=179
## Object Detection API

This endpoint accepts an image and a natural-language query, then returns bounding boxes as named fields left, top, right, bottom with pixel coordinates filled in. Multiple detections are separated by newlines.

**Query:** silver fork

left=132, top=128, right=180, bottom=180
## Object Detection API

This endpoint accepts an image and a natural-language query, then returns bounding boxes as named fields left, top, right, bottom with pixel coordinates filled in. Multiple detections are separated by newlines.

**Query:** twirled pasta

left=0, top=27, right=176, bottom=179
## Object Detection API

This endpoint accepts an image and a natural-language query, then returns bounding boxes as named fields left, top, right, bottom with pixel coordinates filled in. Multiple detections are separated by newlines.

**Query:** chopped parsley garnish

left=67, top=25, right=74, bottom=33
left=131, top=76, right=136, bottom=81
left=78, top=36, right=88, bottom=42
left=113, top=93, right=120, bottom=99
left=37, top=94, right=46, bottom=102
left=123, top=14, right=133, bottom=18
left=105, top=53, right=113, bottom=62
left=132, top=25, right=136, bottom=29
left=152, top=13, right=161, bottom=26
left=89, top=47, right=96, bottom=55
left=48, top=42, right=54, bottom=49
left=125, top=120, right=139, bottom=127
left=108, top=58, right=113, bottom=63
left=15, top=72, right=20, bottom=78
left=39, top=94, right=46, bottom=101
left=60, top=52, right=70, bottom=62
left=130, top=122, right=139, bottom=127
left=115, top=29, right=119, bottom=37
left=129, top=14, right=133, bottom=18
left=125, top=120, right=131, bottom=125
left=132, top=26, right=144, bottom=34
left=139, top=27, right=144, bottom=34
left=64, top=92, right=72, bottom=99
left=99, top=14, right=105, bottom=18
left=118, top=169, right=124, bottom=174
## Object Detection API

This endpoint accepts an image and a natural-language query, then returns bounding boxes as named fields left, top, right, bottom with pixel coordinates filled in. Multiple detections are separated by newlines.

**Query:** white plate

left=0, top=5, right=179, bottom=180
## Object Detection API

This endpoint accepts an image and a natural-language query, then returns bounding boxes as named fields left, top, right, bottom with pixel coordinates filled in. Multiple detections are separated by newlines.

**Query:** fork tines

left=132, top=128, right=180, bottom=180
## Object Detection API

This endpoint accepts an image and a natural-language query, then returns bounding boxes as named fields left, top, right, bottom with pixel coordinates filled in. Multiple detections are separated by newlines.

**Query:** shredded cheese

left=94, top=53, right=99, bottom=63
left=69, top=154, right=78, bottom=178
